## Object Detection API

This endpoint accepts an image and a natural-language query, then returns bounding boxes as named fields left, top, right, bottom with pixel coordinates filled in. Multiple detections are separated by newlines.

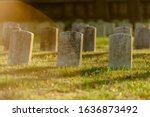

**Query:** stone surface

left=57, top=31, right=83, bottom=66
left=72, top=24, right=96, bottom=52
left=40, top=27, right=58, bottom=51
left=8, top=30, right=34, bottom=65
left=2, top=26, right=21, bottom=50
left=109, top=33, right=132, bottom=68
left=134, top=28, right=150, bottom=49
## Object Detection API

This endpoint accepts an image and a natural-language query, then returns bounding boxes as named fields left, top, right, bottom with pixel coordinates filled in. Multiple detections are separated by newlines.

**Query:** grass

left=0, top=37, right=150, bottom=100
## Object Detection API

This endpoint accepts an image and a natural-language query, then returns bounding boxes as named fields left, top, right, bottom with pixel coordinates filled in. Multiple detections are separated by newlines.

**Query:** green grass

left=0, top=37, right=150, bottom=100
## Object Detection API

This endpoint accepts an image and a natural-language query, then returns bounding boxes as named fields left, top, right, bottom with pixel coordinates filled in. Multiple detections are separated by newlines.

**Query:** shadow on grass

left=82, top=52, right=107, bottom=58
left=79, top=71, right=150, bottom=89
left=0, top=65, right=82, bottom=78
left=81, top=66, right=108, bottom=76
left=0, top=66, right=57, bottom=75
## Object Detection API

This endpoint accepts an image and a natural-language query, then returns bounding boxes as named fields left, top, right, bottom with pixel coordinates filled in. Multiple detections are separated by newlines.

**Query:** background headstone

left=8, top=30, right=34, bottom=65
left=2, top=23, right=21, bottom=50
left=96, top=20, right=106, bottom=37
left=72, top=24, right=96, bottom=52
left=40, top=27, right=58, bottom=51
left=72, top=22, right=85, bottom=32
left=104, top=22, right=115, bottom=36
left=57, top=31, right=83, bottom=66
left=134, top=28, right=150, bottom=49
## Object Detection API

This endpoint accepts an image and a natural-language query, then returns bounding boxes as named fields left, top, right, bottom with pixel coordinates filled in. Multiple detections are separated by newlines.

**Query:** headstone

left=104, top=22, right=115, bottom=36
left=72, top=24, right=96, bottom=52
left=57, top=31, right=83, bottom=66
left=2, top=23, right=21, bottom=50
left=109, top=33, right=132, bottom=68
left=114, top=26, right=132, bottom=35
left=72, top=22, right=84, bottom=32
left=40, top=27, right=58, bottom=51
left=8, top=30, right=34, bottom=65
left=134, top=28, right=150, bottom=49
left=96, top=20, right=106, bottom=37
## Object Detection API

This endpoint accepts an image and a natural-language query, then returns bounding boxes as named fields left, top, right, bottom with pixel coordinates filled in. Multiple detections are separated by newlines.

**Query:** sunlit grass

left=0, top=37, right=150, bottom=100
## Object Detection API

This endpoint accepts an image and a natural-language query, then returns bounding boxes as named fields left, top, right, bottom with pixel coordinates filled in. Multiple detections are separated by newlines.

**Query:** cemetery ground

left=0, top=37, right=150, bottom=100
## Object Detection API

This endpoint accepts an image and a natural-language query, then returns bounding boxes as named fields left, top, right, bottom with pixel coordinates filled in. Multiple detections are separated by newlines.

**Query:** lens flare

left=0, top=0, right=56, bottom=25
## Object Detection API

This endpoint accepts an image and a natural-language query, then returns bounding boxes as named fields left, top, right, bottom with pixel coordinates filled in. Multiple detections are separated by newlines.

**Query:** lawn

left=0, top=37, right=150, bottom=100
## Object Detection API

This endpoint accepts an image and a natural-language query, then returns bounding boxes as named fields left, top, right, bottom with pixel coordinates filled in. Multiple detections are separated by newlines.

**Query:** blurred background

left=24, top=0, right=150, bottom=23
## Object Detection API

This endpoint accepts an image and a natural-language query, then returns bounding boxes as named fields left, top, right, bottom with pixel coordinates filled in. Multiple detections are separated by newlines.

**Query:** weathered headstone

left=57, top=31, right=83, bottom=66
left=72, top=24, right=96, bottom=52
left=134, top=28, right=150, bottom=49
left=109, top=33, right=132, bottom=68
left=2, top=24, right=21, bottom=50
left=8, top=30, right=34, bottom=65
left=40, top=27, right=58, bottom=51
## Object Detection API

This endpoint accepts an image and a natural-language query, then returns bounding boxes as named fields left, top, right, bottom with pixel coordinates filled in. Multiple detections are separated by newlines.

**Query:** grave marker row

left=3, top=21, right=148, bottom=68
